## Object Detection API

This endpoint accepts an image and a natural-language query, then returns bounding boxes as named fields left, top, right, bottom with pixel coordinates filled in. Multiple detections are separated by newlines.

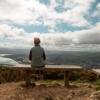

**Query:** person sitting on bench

left=29, top=37, right=46, bottom=80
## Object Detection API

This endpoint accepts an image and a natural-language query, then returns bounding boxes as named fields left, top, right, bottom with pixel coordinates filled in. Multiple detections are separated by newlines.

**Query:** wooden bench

left=1, top=64, right=100, bottom=87
left=1, top=64, right=82, bottom=87
left=92, top=69, right=100, bottom=78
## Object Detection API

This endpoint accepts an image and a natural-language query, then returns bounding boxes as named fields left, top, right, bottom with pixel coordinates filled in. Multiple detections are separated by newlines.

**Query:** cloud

left=0, top=22, right=100, bottom=48
left=39, top=22, right=100, bottom=46
left=41, top=0, right=95, bottom=27
left=0, top=0, right=99, bottom=49
left=40, top=33, right=73, bottom=46
left=0, top=0, right=95, bottom=28
left=96, top=3, right=100, bottom=10
left=0, top=24, right=25, bottom=37
left=0, top=24, right=32, bottom=48
left=40, top=22, right=100, bottom=46
left=0, top=0, right=47, bottom=24
left=73, top=23, right=100, bottom=44
left=93, top=3, right=100, bottom=18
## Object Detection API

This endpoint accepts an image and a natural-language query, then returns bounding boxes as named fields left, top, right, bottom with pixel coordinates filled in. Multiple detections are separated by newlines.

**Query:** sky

left=0, top=0, right=100, bottom=49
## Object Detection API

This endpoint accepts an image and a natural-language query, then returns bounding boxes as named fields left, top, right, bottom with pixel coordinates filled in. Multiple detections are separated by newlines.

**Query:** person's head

left=34, top=37, right=40, bottom=45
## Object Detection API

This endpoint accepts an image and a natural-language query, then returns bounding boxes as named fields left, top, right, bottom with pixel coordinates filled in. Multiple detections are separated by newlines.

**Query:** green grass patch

left=92, top=80, right=100, bottom=85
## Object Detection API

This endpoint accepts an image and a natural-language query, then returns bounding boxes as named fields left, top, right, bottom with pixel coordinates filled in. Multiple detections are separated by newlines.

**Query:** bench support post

left=25, top=69, right=31, bottom=86
left=64, top=70, right=70, bottom=87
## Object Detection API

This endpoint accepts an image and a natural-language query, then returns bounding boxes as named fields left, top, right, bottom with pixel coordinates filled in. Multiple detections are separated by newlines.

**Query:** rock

left=38, top=84, right=47, bottom=88
left=89, top=91, right=100, bottom=100
left=20, top=82, right=36, bottom=88
left=43, top=95, right=53, bottom=100
left=56, top=96, right=64, bottom=100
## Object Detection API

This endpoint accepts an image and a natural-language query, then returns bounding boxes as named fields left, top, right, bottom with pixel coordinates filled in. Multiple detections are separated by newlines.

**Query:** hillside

left=0, top=67, right=100, bottom=100
left=0, top=81, right=100, bottom=100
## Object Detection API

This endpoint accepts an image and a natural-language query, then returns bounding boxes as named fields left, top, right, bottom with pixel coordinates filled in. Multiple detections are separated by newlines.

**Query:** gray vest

left=31, top=45, right=45, bottom=67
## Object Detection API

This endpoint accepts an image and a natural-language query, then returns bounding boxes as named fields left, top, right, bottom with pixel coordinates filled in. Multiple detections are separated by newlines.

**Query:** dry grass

left=0, top=81, right=100, bottom=100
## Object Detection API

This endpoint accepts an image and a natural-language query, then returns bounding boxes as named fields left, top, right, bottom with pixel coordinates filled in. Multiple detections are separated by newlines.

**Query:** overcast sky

left=0, top=0, right=100, bottom=49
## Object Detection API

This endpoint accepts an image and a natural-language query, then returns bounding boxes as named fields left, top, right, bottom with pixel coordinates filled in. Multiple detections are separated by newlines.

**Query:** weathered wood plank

left=1, top=64, right=82, bottom=70
left=92, top=69, right=100, bottom=76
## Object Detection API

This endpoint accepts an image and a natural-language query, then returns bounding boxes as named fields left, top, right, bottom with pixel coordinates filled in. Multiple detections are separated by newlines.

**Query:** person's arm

left=29, top=49, right=32, bottom=61
left=43, top=50, right=46, bottom=60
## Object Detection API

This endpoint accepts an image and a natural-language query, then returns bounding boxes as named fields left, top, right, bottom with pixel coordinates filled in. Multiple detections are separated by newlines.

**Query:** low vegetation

left=0, top=67, right=100, bottom=85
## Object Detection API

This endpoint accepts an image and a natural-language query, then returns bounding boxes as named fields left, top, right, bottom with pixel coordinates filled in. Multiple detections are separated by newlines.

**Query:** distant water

left=0, top=55, right=18, bottom=66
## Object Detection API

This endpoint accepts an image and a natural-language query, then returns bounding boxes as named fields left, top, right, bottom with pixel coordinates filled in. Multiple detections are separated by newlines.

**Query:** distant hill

left=1, top=48, right=100, bottom=68
left=0, top=47, right=29, bottom=54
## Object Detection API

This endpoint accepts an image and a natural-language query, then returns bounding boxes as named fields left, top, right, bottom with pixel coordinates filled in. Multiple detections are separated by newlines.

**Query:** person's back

left=29, top=37, right=46, bottom=68
left=31, top=45, right=45, bottom=67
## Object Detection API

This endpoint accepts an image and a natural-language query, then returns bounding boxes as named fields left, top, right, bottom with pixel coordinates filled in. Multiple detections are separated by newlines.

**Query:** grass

left=31, top=78, right=100, bottom=89
left=74, top=79, right=91, bottom=83
left=92, top=80, right=100, bottom=90
left=31, top=79, right=64, bottom=86
left=0, top=67, right=100, bottom=89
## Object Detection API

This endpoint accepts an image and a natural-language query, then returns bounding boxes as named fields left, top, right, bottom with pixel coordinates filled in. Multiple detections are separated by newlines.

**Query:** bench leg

left=25, top=69, right=31, bottom=86
left=64, top=71, right=70, bottom=87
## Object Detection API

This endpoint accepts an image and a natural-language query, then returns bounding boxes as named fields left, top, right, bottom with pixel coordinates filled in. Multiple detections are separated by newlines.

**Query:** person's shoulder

left=40, top=46, right=45, bottom=50
left=30, top=47, right=34, bottom=50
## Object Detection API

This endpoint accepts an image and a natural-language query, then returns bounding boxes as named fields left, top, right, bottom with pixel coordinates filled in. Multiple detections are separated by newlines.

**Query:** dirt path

left=0, top=82, right=100, bottom=100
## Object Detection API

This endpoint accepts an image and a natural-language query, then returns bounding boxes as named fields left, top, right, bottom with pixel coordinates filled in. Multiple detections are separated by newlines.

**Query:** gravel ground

left=0, top=81, right=100, bottom=100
